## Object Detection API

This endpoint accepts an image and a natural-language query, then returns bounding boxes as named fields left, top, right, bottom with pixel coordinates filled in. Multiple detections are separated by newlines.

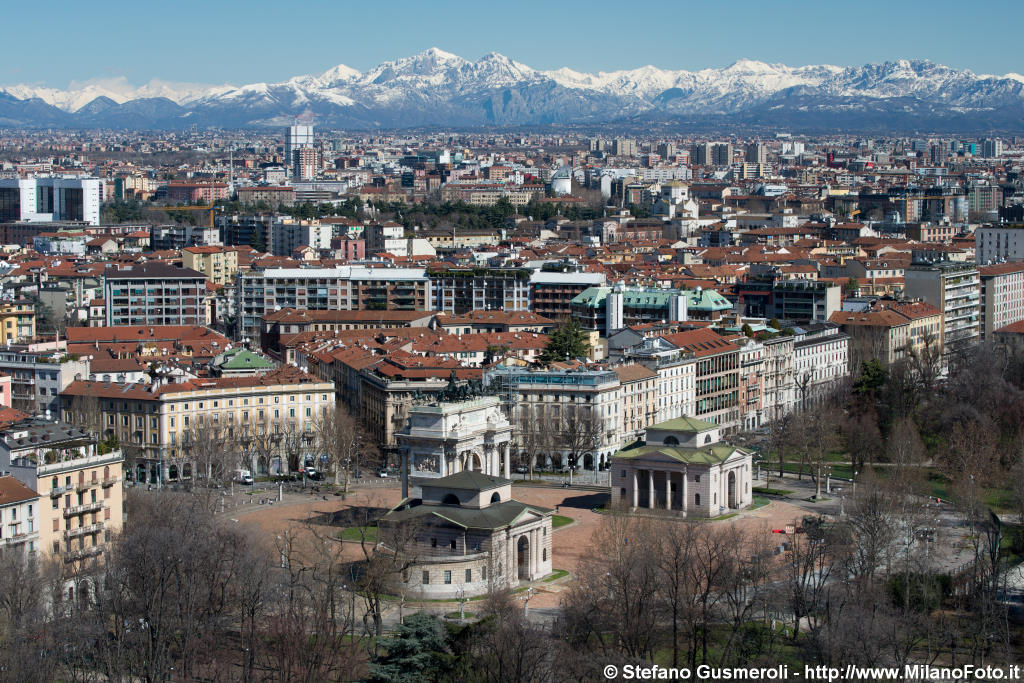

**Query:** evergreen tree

left=853, top=358, right=887, bottom=397
left=369, top=612, right=450, bottom=683
left=540, top=320, right=590, bottom=363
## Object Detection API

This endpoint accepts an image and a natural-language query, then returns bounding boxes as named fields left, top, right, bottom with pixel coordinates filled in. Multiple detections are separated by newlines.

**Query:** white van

left=233, top=469, right=254, bottom=485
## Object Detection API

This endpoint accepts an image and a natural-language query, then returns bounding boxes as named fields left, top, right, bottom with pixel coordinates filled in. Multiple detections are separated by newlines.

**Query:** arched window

left=442, top=493, right=460, bottom=506
left=490, top=492, right=501, bottom=503
left=695, top=493, right=701, bottom=506
left=51, top=477, right=58, bottom=490
left=543, top=548, right=547, bottom=561
left=664, top=436, right=679, bottom=446
left=704, top=434, right=712, bottom=444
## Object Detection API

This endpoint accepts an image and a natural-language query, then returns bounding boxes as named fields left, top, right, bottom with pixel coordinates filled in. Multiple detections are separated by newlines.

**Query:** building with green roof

left=378, top=471, right=553, bottom=599
left=211, top=347, right=277, bottom=377
left=570, top=283, right=734, bottom=335
left=610, top=415, right=752, bottom=517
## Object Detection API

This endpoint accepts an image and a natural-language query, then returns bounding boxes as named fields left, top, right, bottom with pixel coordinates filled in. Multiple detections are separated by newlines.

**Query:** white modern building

left=0, top=177, right=102, bottom=226
left=976, top=224, right=1024, bottom=264
left=285, top=124, right=314, bottom=176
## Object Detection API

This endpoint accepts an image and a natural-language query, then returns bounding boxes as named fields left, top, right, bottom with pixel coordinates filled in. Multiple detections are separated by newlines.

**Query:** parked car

left=514, top=465, right=529, bottom=474
left=377, top=470, right=389, bottom=478
left=307, top=470, right=324, bottom=481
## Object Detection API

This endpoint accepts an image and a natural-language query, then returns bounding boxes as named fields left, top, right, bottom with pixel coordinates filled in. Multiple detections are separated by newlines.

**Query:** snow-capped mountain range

left=2, top=48, right=1022, bottom=131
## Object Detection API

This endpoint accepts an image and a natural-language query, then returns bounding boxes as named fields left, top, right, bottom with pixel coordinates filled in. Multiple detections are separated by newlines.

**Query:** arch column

left=502, top=443, right=510, bottom=479
left=665, top=470, right=672, bottom=510
left=632, top=468, right=639, bottom=508
left=681, top=467, right=688, bottom=518
left=647, top=469, right=655, bottom=510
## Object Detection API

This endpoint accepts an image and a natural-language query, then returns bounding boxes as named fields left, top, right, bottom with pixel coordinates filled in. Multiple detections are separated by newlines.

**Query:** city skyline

left=4, top=0, right=1022, bottom=89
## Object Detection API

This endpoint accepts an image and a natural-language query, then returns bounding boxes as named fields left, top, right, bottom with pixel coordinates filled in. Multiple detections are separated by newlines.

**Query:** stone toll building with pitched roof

left=378, top=471, right=553, bottom=599
left=610, top=416, right=753, bottom=517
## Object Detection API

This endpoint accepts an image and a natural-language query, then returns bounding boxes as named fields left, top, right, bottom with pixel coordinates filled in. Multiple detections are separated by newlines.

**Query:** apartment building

left=0, top=176, right=102, bottom=225
left=618, top=336, right=697, bottom=424
left=60, top=365, right=334, bottom=483
left=0, top=299, right=36, bottom=343
left=103, top=263, right=209, bottom=327
left=761, top=335, right=795, bottom=423
left=0, top=347, right=90, bottom=414
left=235, top=266, right=432, bottom=341
left=979, top=263, right=1024, bottom=341
left=429, top=267, right=532, bottom=315
left=615, top=363, right=658, bottom=443
left=792, top=323, right=849, bottom=407
left=737, top=337, right=765, bottom=431
left=904, top=261, right=980, bottom=356
left=0, top=475, right=40, bottom=556
left=236, top=186, right=296, bottom=206
left=529, top=271, right=607, bottom=322
left=484, top=365, right=621, bottom=471
left=150, top=224, right=221, bottom=250
left=1, top=419, right=124, bottom=576
left=182, top=246, right=239, bottom=286
left=271, top=219, right=334, bottom=256
left=976, top=224, right=1024, bottom=264
left=660, top=329, right=740, bottom=432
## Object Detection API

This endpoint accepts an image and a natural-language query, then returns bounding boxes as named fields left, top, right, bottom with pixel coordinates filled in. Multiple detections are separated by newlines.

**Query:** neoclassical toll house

left=610, top=417, right=753, bottom=517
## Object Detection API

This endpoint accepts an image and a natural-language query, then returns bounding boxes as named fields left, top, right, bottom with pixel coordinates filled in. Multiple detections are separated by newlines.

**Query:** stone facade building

left=379, top=472, right=553, bottom=599
left=610, top=417, right=753, bottom=517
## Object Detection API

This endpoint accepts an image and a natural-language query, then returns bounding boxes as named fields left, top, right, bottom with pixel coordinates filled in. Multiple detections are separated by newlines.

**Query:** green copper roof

left=571, top=286, right=732, bottom=312
left=217, top=348, right=275, bottom=370
left=648, top=416, right=718, bottom=433
left=612, top=442, right=739, bottom=466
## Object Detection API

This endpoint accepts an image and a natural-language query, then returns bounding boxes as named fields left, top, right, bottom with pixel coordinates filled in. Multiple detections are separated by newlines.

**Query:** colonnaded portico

left=396, top=396, right=513, bottom=497
left=610, top=416, right=752, bottom=517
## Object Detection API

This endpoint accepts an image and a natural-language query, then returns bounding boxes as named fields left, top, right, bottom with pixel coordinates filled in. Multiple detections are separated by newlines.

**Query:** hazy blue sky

left=6, top=0, right=1022, bottom=87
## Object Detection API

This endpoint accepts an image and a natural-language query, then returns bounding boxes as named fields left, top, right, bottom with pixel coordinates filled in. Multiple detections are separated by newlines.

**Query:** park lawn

left=753, top=486, right=794, bottom=496
left=339, top=525, right=377, bottom=542
left=774, top=462, right=854, bottom=480
left=544, top=569, right=570, bottom=582
left=552, top=514, right=574, bottom=529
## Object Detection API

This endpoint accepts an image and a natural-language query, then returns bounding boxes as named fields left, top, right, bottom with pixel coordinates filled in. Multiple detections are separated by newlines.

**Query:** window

left=444, top=570, right=452, bottom=585
left=450, top=539, right=456, bottom=550
left=431, top=538, right=437, bottom=548
left=694, top=474, right=700, bottom=483
left=695, top=494, right=701, bottom=506
left=543, top=548, right=547, bottom=561
left=422, top=571, right=430, bottom=585
left=465, top=569, right=472, bottom=583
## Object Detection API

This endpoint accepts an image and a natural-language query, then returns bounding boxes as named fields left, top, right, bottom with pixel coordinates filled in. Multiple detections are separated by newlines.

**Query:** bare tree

left=183, top=418, right=238, bottom=483
left=357, top=494, right=426, bottom=648
left=314, top=404, right=372, bottom=488
left=552, top=403, right=603, bottom=482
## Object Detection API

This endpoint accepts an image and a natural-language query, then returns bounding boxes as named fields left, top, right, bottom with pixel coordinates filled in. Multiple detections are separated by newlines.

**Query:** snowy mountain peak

left=1, top=51, right=1022, bottom=130
left=319, top=63, right=361, bottom=83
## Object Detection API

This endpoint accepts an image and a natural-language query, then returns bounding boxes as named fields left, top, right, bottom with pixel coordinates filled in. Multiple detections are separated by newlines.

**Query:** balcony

left=101, top=475, right=119, bottom=488
left=63, top=501, right=104, bottom=517
left=76, top=480, right=93, bottom=493
left=65, top=545, right=103, bottom=563
left=49, top=484, right=73, bottom=497
left=1, top=532, right=36, bottom=546
left=65, top=522, right=104, bottom=540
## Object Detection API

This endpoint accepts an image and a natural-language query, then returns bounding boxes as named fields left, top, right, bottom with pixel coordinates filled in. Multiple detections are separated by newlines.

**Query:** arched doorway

left=168, top=464, right=178, bottom=481
left=516, top=535, right=530, bottom=581
left=469, top=452, right=484, bottom=472
left=727, top=471, right=737, bottom=509
left=583, top=453, right=594, bottom=470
